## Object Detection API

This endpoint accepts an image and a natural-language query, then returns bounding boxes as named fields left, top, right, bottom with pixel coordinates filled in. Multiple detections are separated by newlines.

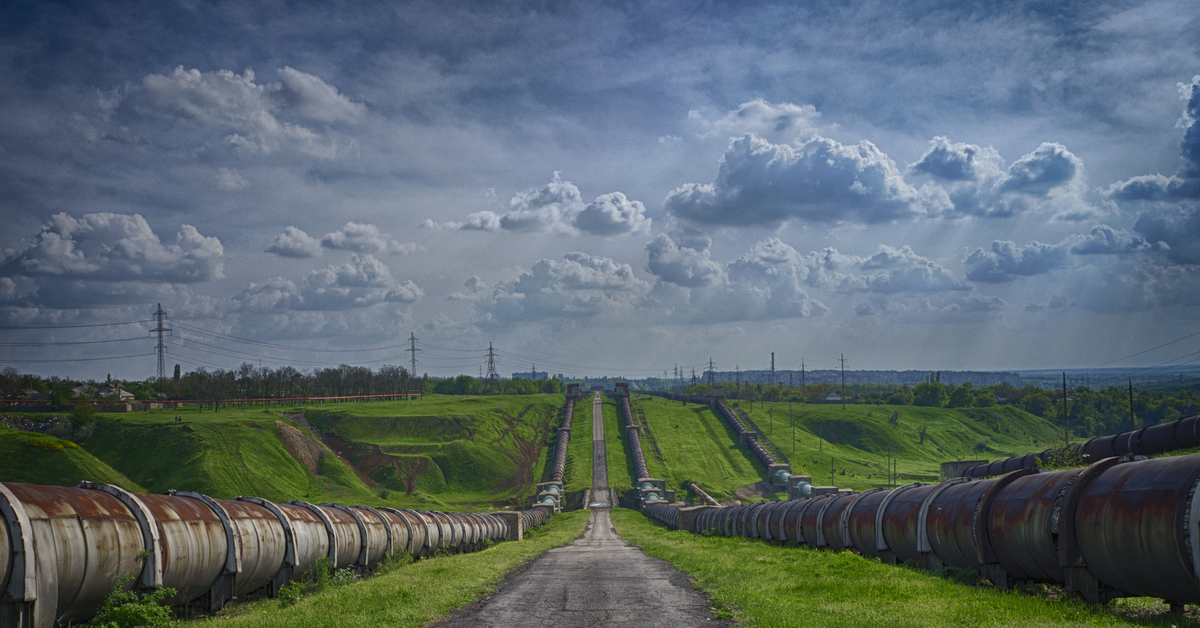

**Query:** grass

left=549, top=395, right=593, bottom=493
left=190, top=509, right=591, bottom=628
left=600, top=396, right=633, bottom=488
left=649, top=397, right=1063, bottom=493
left=1, top=394, right=570, bottom=511
left=629, top=395, right=767, bottom=501
left=0, top=425, right=143, bottom=490
left=609, top=508, right=1195, bottom=628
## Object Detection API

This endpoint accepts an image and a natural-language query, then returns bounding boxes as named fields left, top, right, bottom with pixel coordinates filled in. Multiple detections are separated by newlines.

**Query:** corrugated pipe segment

left=550, top=398, right=576, bottom=483
left=619, top=397, right=651, bottom=480
left=0, top=482, right=548, bottom=628
left=713, top=399, right=778, bottom=468
left=644, top=451, right=1200, bottom=606
left=964, top=414, right=1200, bottom=478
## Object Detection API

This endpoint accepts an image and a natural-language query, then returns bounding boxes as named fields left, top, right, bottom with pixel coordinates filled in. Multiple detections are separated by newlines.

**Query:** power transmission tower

left=485, top=342, right=499, bottom=383
left=691, top=368, right=698, bottom=386
left=405, top=332, right=420, bottom=376
left=149, top=303, right=171, bottom=382
left=801, top=359, right=806, bottom=398
left=706, top=357, right=716, bottom=384
left=840, top=353, right=847, bottom=410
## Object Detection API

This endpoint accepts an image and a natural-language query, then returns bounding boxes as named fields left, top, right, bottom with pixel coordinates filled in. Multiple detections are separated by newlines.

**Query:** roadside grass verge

left=193, top=509, right=591, bottom=628
left=609, top=508, right=1193, bottom=628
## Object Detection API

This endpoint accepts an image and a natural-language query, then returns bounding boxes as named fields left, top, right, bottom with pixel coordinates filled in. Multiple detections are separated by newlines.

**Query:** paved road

left=435, top=393, right=723, bottom=627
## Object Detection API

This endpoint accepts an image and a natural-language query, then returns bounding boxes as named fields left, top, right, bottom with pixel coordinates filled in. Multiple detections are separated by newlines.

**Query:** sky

left=2, top=0, right=1200, bottom=381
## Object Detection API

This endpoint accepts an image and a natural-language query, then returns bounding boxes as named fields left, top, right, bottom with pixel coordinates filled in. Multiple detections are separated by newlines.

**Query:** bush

left=88, top=573, right=176, bottom=628
left=331, top=567, right=361, bottom=586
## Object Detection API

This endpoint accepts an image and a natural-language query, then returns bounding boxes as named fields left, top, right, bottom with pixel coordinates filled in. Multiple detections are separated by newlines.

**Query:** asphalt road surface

left=435, top=393, right=723, bottom=627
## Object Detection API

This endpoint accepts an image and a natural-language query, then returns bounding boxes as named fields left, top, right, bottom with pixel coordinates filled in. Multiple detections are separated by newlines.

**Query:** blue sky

left=2, top=0, right=1199, bottom=380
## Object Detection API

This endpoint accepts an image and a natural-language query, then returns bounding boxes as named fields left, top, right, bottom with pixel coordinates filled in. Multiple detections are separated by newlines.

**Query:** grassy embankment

left=192, top=509, right=591, bottom=628
left=633, top=394, right=1062, bottom=497
left=544, top=394, right=592, bottom=494
left=1, top=394, right=569, bottom=510
left=0, top=425, right=143, bottom=490
left=610, top=508, right=1193, bottom=628
left=624, top=395, right=764, bottom=501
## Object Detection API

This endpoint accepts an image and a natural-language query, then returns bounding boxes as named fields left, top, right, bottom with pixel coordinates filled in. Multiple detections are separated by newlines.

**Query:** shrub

left=88, top=573, right=176, bottom=628
left=332, top=567, right=360, bottom=586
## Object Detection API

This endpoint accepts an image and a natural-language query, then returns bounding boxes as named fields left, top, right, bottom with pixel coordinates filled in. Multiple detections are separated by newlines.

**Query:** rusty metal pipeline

left=669, top=452, right=1200, bottom=607
left=0, top=483, right=517, bottom=628
left=688, top=482, right=721, bottom=507
left=619, top=397, right=651, bottom=480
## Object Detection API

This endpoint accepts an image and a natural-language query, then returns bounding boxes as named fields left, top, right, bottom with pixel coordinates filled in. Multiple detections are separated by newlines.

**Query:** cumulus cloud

left=665, top=133, right=923, bottom=227
left=910, top=137, right=1095, bottom=220
left=479, top=252, right=651, bottom=324
left=1133, top=205, right=1200, bottom=264
left=805, top=245, right=966, bottom=294
left=234, top=254, right=422, bottom=311
left=320, top=222, right=419, bottom=255
left=690, top=99, right=821, bottom=142
left=1, top=212, right=223, bottom=283
left=1108, top=76, right=1200, bottom=202
left=964, top=240, right=1072, bottom=283
left=1068, top=225, right=1156, bottom=255
left=266, top=226, right=323, bottom=258
left=276, top=66, right=365, bottom=122
left=140, top=66, right=359, bottom=157
left=448, top=276, right=491, bottom=301
left=435, top=174, right=649, bottom=236
left=645, top=234, right=725, bottom=288
left=574, top=192, right=651, bottom=235
left=910, top=136, right=1004, bottom=183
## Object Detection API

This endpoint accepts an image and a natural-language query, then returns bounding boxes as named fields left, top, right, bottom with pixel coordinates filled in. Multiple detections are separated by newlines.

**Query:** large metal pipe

left=0, top=482, right=536, bottom=628
left=965, top=415, right=1200, bottom=479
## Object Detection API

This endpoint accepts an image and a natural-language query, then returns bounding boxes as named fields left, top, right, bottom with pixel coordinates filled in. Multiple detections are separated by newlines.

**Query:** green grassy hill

left=0, top=394, right=570, bottom=511
left=633, top=395, right=1062, bottom=500
left=0, top=426, right=143, bottom=491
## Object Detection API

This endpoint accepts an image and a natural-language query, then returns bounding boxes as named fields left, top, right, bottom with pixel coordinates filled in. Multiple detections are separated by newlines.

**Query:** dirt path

left=433, top=393, right=724, bottom=627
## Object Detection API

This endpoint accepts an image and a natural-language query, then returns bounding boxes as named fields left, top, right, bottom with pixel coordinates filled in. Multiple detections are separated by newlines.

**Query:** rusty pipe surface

left=0, top=482, right=536, bottom=628
left=645, top=452, right=1200, bottom=608
left=964, top=415, right=1200, bottom=479
left=688, top=482, right=721, bottom=507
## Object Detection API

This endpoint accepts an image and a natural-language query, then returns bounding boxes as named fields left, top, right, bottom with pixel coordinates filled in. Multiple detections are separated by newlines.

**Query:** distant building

left=512, top=371, right=548, bottom=380
left=824, top=392, right=842, bottom=402
left=18, top=389, right=48, bottom=401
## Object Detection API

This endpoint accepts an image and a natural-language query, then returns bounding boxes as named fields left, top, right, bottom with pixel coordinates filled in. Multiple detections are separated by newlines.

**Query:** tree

left=913, top=382, right=948, bottom=407
left=947, top=383, right=974, bottom=408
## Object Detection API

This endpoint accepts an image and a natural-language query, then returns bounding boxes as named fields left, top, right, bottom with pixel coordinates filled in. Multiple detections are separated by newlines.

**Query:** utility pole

left=819, top=421, right=823, bottom=452
left=1129, top=380, right=1136, bottom=431
left=1062, top=372, right=1069, bottom=448
left=840, top=353, right=847, bottom=410
left=831, top=458, right=835, bottom=486
left=790, top=401, right=794, bottom=454
left=801, top=359, right=806, bottom=400
left=149, top=303, right=171, bottom=382
left=691, top=368, right=698, bottom=386
left=405, top=332, right=420, bottom=377
left=736, top=365, right=740, bottom=390
left=770, top=352, right=775, bottom=387
left=887, top=451, right=890, bottom=488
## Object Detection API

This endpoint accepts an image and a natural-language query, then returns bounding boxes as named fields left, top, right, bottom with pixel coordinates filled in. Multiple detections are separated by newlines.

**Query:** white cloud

left=266, top=226, right=323, bottom=258
left=1108, top=76, right=1200, bottom=202
left=140, top=66, right=349, bottom=157
left=645, top=234, right=726, bottom=288
left=2, top=212, right=223, bottom=283
left=321, top=222, right=420, bottom=255
left=435, top=174, right=650, bottom=236
left=964, top=240, right=1072, bottom=283
left=276, top=66, right=365, bottom=122
left=479, top=252, right=650, bottom=324
left=690, top=99, right=821, bottom=143
left=806, top=245, right=966, bottom=293
left=234, top=254, right=423, bottom=311
left=1068, top=225, right=1156, bottom=255
left=448, top=276, right=490, bottom=301
left=574, top=192, right=651, bottom=236
left=664, top=133, right=923, bottom=227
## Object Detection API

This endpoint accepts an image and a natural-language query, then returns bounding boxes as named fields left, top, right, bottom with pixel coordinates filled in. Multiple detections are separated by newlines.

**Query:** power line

left=0, top=336, right=146, bottom=346
left=0, top=319, right=152, bottom=330
left=1093, top=329, right=1200, bottom=368
left=1, top=353, right=154, bottom=364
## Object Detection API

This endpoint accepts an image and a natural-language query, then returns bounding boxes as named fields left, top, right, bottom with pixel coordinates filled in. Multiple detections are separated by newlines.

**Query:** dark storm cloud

left=1108, top=76, right=1200, bottom=202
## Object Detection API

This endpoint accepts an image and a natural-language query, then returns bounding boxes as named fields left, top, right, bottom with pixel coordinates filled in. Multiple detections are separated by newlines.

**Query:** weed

left=88, top=573, right=176, bottom=628
left=331, top=567, right=361, bottom=586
